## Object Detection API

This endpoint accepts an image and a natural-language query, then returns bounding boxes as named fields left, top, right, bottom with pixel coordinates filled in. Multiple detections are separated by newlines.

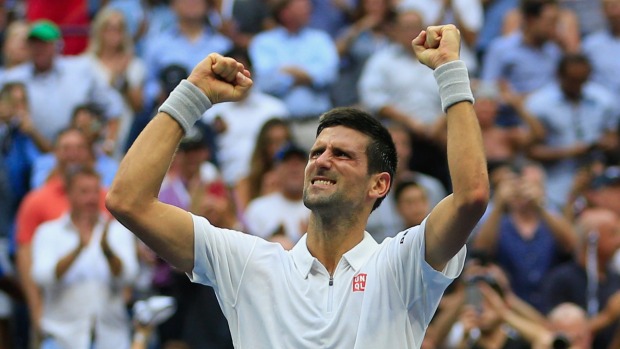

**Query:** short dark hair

left=557, top=53, right=591, bottom=76
left=520, top=0, right=557, bottom=18
left=63, top=165, right=100, bottom=191
left=393, top=179, right=426, bottom=203
left=316, top=107, right=397, bottom=211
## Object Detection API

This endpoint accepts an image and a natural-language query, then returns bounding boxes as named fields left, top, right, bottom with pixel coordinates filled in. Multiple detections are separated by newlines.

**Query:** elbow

left=456, top=186, right=490, bottom=220
left=105, top=187, right=141, bottom=222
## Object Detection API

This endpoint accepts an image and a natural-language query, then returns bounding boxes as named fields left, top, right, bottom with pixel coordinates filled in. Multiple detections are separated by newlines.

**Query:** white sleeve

left=31, top=224, right=62, bottom=287
left=385, top=218, right=465, bottom=321
left=188, top=214, right=259, bottom=305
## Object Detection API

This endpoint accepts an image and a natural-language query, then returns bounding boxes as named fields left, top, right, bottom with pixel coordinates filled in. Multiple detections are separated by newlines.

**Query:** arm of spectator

left=426, top=287, right=465, bottom=347
left=16, top=110, right=52, bottom=152
left=588, top=291, right=620, bottom=336
left=100, top=220, right=122, bottom=277
left=499, top=81, right=546, bottom=146
left=472, top=180, right=513, bottom=255
left=125, top=58, right=147, bottom=113
left=527, top=142, right=592, bottom=163
left=377, top=105, right=431, bottom=140
left=105, top=220, right=140, bottom=283
left=16, top=244, right=43, bottom=331
left=480, top=283, right=554, bottom=348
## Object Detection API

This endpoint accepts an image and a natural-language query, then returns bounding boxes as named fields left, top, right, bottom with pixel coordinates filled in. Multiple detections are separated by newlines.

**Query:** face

left=529, top=4, right=559, bottom=42
left=390, top=11, right=423, bottom=49
left=67, top=173, right=101, bottom=216
left=559, top=62, right=590, bottom=100
left=550, top=318, right=591, bottom=349
left=279, top=0, right=312, bottom=30
left=396, top=185, right=429, bottom=227
left=173, top=0, right=208, bottom=20
left=3, top=23, right=30, bottom=66
left=266, top=125, right=290, bottom=160
left=101, top=13, right=126, bottom=49
left=474, top=98, right=498, bottom=128
left=597, top=214, right=620, bottom=262
left=303, top=126, right=373, bottom=213
left=177, top=147, right=209, bottom=178
left=589, top=185, right=620, bottom=217
left=28, top=39, right=56, bottom=71
left=363, top=0, right=388, bottom=17
left=603, top=0, right=620, bottom=26
left=278, top=155, right=307, bottom=198
left=55, top=130, right=92, bottom=169
left=389, top=128, right=411, bottom=170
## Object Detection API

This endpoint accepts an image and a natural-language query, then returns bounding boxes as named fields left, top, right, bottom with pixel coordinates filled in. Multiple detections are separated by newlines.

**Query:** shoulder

left=582, top=30, right=611, bottom=49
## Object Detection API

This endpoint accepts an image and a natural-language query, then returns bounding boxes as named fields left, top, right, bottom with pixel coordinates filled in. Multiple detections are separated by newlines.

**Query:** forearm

left=527, top=144, right=580, bottom=162
left=378, top=106, right=428, bottom=139
left=472, top=206, right=503, bottom=254
left=538, top=208, right=577, bottom=252
left=55, top=246, right=83, bottom=279
left=513, top=104, right=545, bottom=144
left=103, top=251, right=123, bottom=277
left=26, top=129, right=53, bottom=153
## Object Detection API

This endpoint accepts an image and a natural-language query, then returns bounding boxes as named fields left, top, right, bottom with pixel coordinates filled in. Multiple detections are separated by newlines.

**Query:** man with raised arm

left=106, top=24, right=489, bottom=348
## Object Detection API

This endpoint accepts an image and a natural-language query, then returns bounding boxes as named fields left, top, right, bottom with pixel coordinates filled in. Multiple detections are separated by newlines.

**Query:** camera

left=552, top=333, right=571, bottom=349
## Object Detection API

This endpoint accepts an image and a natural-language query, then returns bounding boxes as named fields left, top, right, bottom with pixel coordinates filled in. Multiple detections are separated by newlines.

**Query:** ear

left=369, top=172, right=391, bottom=201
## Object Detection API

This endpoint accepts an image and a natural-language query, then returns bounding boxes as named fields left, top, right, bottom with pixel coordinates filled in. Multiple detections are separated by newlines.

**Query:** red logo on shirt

left=352, top=273, right=367, bottom=292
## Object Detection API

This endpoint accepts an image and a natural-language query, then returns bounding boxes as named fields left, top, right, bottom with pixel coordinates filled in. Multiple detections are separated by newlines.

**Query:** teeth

left=314, top=180, right=334, bottom=185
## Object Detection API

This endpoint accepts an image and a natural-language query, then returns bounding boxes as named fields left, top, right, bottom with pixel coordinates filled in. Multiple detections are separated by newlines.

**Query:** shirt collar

left=291, top=231, right=379, bottom=278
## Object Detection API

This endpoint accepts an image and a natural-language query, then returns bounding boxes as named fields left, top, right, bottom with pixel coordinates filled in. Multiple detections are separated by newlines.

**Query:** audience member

left=583, top=0, right=620, bottom=111
left=1, top=20, right=30, bottom=71
left=244, top=142, right=310, bottom=246
left=14, top=128, right=108, bottom=337
left=248, top=0, right=339, bottom=149
left=308, top=0, right=355, bottom=38
left=543, top=207, right=620, bottom=349
left=502, top=0, right=581, bottom=53
left=481, top=0, right=563, bottom=126
left=525, top=54, right=619, bottom=209
left=359, top=10, right=450, bottom=189
left=331, top=0, right=393, bottom=107
left=393, top=179, right=430, bottom=229
left=0, top=20, right=125, bottom=151
left=236, top=118, right=293, bottom=211
left=217, top=0, right=275, bottom=49
left=473, top=81, right=544, bottom=171
left=31, top=105, right=119, bottom=190
left=85, top=7, right=147, bottom=158
left=142, top=0, right=233, bottom=107
left=473, top=161, right=577, bottom=311
left=475, top=0, right=518, bottom=62
left=32, top=165, right=138, bottom=349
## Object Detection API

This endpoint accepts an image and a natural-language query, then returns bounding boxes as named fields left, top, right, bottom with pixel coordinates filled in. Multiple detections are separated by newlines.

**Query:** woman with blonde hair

left=85, top=7, right=146, bottom=158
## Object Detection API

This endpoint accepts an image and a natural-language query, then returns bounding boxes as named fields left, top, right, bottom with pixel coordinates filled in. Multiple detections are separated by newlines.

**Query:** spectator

left=85, top=7, right=147, bottom=158
left=236, top=118, right=293, bottom=210
left=1, top=20, right=125, bottom=152
left=473, top=162, right=577, bottom=311
left=476, top=0, right=518, bottom=62
left=1, top=20, right=31, bottom=71
left=481, top=0, right=563, bottom=126
left=359, top=9, right=449, bottom=189
left=526, top=54, right=619, bottom=210
left=308, top=0, right=356, bottom=38
left=583, top=0, right=620, bottom=112
left=473, top=81, right=545, bottom=171
left=393, top=179, right=430, bottom=229
left=248, top=0, right=339, bottom=149
left=14, top=128, right=108, bottom=339
left=502, top=0, right=581, bottom=53
left=331, top=0, right=393, bottom=107
left=201, top=48, right=289, bottom=200
left=218, top=0, right=275, bottom=50
left=142, top=0, right=233, bottom=107
left=32, top=165, right=138, bottom=349
left=543, top=207, right=620, bottom=349
left=244, top=142, right=310, bottom=245
left=31, top=105, right=120, bottom=190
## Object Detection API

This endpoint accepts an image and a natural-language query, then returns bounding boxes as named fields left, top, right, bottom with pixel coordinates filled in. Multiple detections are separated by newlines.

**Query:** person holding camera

left=472, top=161, right=577, bottom=312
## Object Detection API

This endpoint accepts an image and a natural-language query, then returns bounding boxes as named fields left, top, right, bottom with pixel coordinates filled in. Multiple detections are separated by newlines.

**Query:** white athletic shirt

left=188, top=213, right=465, bottom=348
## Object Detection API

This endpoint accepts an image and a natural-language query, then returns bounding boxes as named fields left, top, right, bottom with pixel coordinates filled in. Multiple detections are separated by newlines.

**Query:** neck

left=179, top=19, right=205, bottom=39
left=98, top=45, right=124, bottom=58
left=71, top=211, right=98, bottom=230
left=611, top=23, right=620, bottom=37
left=305, top=212, right=367, bottom=275
left=522, top=30, right=544, bottom=48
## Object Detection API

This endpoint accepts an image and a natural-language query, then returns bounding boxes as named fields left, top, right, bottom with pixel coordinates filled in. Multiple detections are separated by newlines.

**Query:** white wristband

left=433, top=60, right=474, bottom=113
left=158, top=79, right=212, bottom=134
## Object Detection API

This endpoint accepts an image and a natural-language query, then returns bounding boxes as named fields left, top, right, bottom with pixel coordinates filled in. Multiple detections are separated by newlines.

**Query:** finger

left=212, top=57, right=241, bottom=82
left=411, top=30, right=427, bottom=56
left=235, top=71, right=253, bottom=88
left=425, top=26, right=443, bottom=49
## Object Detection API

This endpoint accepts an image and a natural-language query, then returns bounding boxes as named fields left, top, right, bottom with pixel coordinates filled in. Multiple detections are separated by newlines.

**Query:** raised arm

left=105, top=53, right=252, bottom=274
left=412, top=25, right=490, bottom=271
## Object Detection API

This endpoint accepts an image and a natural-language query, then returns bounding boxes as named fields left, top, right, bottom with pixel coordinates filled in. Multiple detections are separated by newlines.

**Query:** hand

left=187, top=53, right=253, bottom=104
left=281, top=66, right=312, bottom=86
left=411, top=24, right=460, bottom=70
left=603, top=291, right=620, bottom=321
left=493, top=179, right=516, bottom=209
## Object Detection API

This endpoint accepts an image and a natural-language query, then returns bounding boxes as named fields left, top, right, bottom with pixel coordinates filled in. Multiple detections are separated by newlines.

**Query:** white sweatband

left=158, top=79, right=212, bottom=134
left=433, top=60, right=474, bottom=113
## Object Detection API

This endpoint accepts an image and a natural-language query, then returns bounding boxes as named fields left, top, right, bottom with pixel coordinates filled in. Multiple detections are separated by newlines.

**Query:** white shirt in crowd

left=32, top=215, right=139, bottom=349
left=244, top=192, right=311, bottom=242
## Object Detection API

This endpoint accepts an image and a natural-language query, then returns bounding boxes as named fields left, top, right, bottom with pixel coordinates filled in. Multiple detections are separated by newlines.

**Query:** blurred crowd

left=0, top=0, right=619, bottom=348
